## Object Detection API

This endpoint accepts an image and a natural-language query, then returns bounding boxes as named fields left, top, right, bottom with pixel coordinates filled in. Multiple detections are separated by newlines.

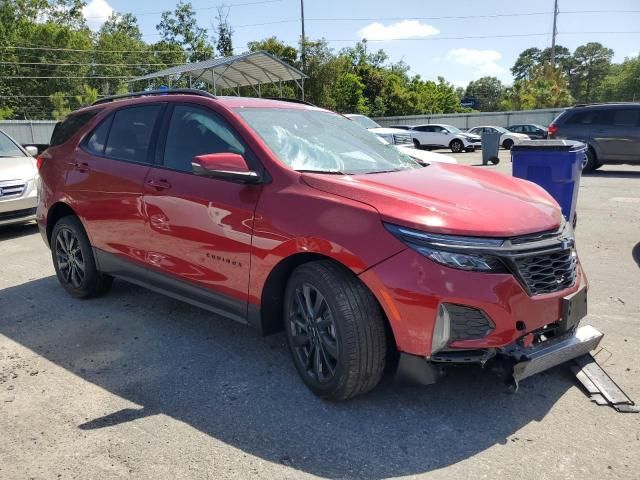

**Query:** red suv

left=37, top=90, right=601, bottom=400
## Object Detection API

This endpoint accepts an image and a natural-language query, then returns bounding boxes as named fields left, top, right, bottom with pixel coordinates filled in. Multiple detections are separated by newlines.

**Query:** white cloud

left=358, top=20, right=439, bottom=41
left=447, top=48, right=510, bottom=80
left=83, top=0, right=113, bottom=31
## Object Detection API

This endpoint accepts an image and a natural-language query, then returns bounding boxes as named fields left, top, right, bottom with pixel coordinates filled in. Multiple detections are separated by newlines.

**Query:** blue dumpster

left=511, top=140, right=587, bottom=225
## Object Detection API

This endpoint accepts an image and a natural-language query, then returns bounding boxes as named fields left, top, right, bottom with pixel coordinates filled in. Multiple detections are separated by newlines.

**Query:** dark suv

left=549, top=103, right=640, bottom=171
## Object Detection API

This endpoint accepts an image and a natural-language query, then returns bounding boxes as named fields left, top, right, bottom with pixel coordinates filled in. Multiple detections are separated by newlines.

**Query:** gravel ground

left=1, top=149, right=639, bottom=479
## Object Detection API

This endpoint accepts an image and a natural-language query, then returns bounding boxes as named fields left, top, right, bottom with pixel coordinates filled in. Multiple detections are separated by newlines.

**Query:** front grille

left=0, top=181, right=26, bottom=199
left=0, top=207, right=36, bottom=221
left=512, top=248, right=577, bottom=295
left=393, top=133, right=412, bottom=145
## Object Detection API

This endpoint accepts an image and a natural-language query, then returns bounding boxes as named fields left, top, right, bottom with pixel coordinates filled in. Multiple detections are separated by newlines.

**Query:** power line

left=231, top=9, right=640, bottom=28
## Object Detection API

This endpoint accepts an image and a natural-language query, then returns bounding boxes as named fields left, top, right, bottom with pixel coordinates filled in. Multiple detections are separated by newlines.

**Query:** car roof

left=570, top=102, right=640, bottom=110
left=68, top=92, right=325, bottom=118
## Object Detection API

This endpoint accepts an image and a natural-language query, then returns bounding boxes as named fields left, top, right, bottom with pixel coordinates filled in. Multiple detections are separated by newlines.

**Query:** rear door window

left=50, top=110, right=100, bottom=146
left=613, top=108, right=639, bottom=127
left=104, top=105, right=163, bottom=163
left=566, top=110, right=597, bottom=125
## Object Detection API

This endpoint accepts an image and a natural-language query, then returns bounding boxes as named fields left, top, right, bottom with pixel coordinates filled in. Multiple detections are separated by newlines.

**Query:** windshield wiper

left=295, top=169, right=346, bottom=174
left=364, top=168, right=406, bottom=174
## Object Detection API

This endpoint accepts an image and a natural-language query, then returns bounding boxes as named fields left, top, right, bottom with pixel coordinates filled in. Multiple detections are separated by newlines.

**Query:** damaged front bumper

left=397, top=325, right=604, bottom=387
left=508, top=325, right=603, bottom=387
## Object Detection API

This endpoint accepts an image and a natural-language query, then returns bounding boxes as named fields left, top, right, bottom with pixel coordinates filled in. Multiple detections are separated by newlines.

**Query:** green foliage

left=333, top=73, right=369, bottom=114
left=215, top=7, right=233, bottom=57
left=75, top=84, right=98, bottom=107
left=0, top=106, right=14, bottom=120
left=49, top=92, right=70, bottom=120
left=571, top=42, right=614, bottom=103
left=465, top=76, right=504, bottom=111
left=157, top=1, right=214, bottom=63
left=502, top=66, right=572, bottom=110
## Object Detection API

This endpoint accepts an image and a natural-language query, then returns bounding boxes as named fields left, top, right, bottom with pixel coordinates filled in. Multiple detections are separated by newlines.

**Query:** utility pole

left=551, top=0, right=559, bottom=68
left=300, top=0, right=306, bottom=73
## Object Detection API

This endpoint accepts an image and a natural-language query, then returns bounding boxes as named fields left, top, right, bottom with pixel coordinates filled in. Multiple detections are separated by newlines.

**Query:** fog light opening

left=432, top=304, right=452, bottom=355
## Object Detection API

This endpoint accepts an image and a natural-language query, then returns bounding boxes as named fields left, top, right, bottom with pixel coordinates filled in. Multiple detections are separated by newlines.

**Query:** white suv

left=0, top=129, right=39, bottom=227
left=398, top=124, right=482, bottom=153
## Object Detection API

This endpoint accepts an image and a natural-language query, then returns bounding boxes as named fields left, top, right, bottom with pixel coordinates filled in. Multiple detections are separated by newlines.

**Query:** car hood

left=0, top=155, right=36, bottom=182
left=368, top=127, right=409, bottom=135
left=301, top=163, right=562, bottom=237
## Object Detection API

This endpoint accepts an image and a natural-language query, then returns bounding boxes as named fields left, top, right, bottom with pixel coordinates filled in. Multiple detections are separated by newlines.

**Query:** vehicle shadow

left=0, top=222, right=38, bottom=242
left=0, top=276, right=573, bottom=479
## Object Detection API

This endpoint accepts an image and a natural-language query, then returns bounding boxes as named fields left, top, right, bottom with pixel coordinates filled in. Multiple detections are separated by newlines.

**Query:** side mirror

left=191, top=152, right=261, bottom=184
left=24, top=145, right=38, bottom=156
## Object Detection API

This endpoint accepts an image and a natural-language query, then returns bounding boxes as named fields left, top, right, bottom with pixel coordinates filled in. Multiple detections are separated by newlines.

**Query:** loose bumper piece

left=511, top=324, right=603, bottom=387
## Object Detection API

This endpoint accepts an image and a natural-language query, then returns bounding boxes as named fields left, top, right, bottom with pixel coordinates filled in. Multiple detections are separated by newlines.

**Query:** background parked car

left=467, top=126, right=529, bottom=150
left=0, top=128, right=39, bottom=227
left=395, top=145, right=457, bottom=164
left=398, top=124, right=481, bottom=153
left=508, top=124, right=548, bottom=139
left=549, top=102, right=640, bottom=171
left=344, top=114, right=413, bottom=145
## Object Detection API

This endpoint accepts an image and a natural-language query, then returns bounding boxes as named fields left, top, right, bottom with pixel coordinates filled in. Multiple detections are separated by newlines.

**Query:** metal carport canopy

left=128, top=51, right=307, bottom=94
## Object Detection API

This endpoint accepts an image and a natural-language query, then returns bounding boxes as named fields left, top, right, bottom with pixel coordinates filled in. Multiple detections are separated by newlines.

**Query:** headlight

left=384, top=223, right=508, bottom=272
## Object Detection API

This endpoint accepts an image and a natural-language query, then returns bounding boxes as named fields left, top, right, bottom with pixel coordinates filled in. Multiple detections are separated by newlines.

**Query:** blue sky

left=83, top=0, right=640, bottom=86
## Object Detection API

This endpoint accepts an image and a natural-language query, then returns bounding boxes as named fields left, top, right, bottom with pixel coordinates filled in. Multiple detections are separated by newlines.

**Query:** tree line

left=1, top=0, right=638, bottom=120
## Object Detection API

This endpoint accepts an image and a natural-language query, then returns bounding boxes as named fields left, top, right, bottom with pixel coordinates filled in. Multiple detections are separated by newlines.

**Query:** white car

left=344, top=114, right=413, bottom=146
left=395, top=145, right=457, bottom=164
left=0, top=129, right=39, bottom=227
left=467, top=126, right=530, bottom=150
left=394, top=124, right=482, bottom=153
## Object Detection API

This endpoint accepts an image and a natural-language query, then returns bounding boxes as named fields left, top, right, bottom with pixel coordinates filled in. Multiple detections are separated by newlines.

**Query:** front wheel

left=284, top=261, right=387, bottom=401
left=412, top=138, right=421, bottom=149
left=450, top=139, right=464, bottom=153
left=502, top=139, right=514, bottom=150
left=51, top=216, right=112, bottom=298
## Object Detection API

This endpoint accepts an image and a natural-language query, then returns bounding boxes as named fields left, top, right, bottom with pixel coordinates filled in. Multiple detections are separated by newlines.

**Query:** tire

left=449, top=139, right=464, bottom=153
left=502, top=139, right=514, bottom=150
left=51, top=216, right=112, bottom=299
left=583, top=148, right=598, bottom=172
left=284, top=260, right=387, bottom=401
left=412, top=138, right=421, bottom=149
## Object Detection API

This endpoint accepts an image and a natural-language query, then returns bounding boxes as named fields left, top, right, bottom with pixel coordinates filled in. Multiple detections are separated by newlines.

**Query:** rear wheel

left=51, top=216, right=112, bottom=298
left=284, top=261, right=387, bottom=401
left=583, top=148, right=598, bottom=172
left=450, top=139, right=464, bottom=153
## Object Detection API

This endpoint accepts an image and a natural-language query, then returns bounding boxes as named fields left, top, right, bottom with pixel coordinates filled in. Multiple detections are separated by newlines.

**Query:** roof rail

left=263, top=97, right=316, bottom=107
left=574, top=101, right=640, bottom=107
left=92, top=88, right=216, bottom=106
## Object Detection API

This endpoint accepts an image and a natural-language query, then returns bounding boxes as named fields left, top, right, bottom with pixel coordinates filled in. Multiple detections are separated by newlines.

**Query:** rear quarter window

left=565, top=110, right=597, bottom=125
left=50, top=110, right=101, bottom=146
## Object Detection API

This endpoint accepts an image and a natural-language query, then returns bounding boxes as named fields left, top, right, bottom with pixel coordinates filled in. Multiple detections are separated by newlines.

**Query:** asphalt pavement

left=1, top=148, right=639, bottom=479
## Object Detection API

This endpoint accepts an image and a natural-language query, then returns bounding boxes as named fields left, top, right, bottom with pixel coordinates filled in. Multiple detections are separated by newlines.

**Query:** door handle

left=147, top=178, right=171, bottom=190
left=67, top=161, right=90, bottom=172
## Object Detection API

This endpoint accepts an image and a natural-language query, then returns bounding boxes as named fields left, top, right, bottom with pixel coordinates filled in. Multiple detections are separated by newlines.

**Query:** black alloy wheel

left=51, top=216, right=112, bottom=298
left=450, top=139, right=464, bottom=153
left=55, top=226, right=85, bottom=289
left=284, top=261, right=387, bottom=400
left=288, top=283, right=338, bottom=384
